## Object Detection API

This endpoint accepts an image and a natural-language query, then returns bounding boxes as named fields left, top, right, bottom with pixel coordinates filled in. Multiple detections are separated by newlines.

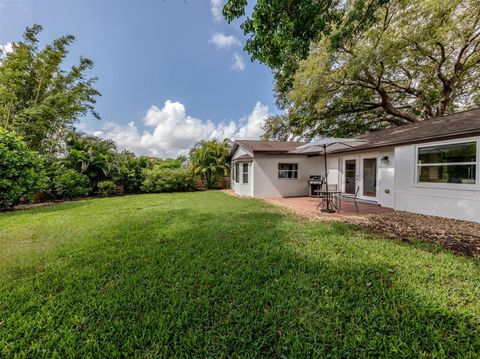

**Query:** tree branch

left=363, top=69, right=421, bottom=123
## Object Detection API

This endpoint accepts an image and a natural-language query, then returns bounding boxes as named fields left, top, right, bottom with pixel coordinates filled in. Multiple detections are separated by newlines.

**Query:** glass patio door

left=344, top=159, right=357, bottom=194
left=362, top=158, right=377, bottom=197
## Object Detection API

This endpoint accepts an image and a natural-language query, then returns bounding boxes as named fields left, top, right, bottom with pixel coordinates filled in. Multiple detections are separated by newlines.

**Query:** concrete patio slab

left=260, top=196, right=393, bottom=220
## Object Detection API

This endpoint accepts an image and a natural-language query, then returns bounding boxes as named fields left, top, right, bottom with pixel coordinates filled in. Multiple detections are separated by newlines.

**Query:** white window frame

left=235, top=163, right=240, bottom=183
left=242, top=163, right=249, bottom=184
left=414, top=138, right=479, bottom=189
left=278, top=163, right=299, bottom=180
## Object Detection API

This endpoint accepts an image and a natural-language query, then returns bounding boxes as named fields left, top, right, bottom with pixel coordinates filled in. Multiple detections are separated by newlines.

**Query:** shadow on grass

left=1, top=199, right=479, bottom=357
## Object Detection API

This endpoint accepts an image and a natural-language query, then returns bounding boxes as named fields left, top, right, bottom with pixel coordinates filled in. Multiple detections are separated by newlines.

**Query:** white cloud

left=0, top=42, right=13, bottom=56
left=234, top=101, right=269, bottom=139
left=231, top=53, right=245, bottom=71
left=91, top=100, right=270, bottom=157
left=209, top=32, right=241, bottom=50
left=210, top=0, right=224, bottom=22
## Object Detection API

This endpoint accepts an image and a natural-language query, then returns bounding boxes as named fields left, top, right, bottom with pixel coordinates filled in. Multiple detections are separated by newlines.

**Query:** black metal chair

left=340, top=186, right=360, bottom=214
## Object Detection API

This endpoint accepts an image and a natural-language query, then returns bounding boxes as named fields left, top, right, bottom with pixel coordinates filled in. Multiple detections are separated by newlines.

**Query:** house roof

left=230, top=108, right=480, bottom=157
left=354, top=108, right=480, bottom=149
left=231, top=154, right=253, bottom=162
left=230, top=140, right=306, bottom=156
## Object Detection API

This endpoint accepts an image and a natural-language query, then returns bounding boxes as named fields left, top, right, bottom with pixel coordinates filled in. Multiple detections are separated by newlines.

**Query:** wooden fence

left=194, top=176, right=231, bottom=190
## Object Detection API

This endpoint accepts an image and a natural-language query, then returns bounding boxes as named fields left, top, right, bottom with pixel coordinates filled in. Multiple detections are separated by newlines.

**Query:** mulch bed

left=362, top=212, right=480, bottom=258
left=10, top=202, right=56, bottom=211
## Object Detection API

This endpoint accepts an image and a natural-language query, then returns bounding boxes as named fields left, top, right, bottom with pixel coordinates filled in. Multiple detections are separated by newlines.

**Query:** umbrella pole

left=323, top=144, right=328, bottom=188
left=322, top=144, right=335, bottom=213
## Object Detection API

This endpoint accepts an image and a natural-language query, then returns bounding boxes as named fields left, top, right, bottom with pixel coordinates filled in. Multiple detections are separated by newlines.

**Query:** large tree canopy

left=263, top=0, right=480, bottom=139
left=223, top=0, right=480, bottom=140
left=0, top=25, right=100, bottom=154
left=223, top=0, right=388, bottom=107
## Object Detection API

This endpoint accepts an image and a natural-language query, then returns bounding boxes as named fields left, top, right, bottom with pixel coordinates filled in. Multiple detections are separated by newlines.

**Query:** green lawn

left=0, top=192, right=479, bottom=357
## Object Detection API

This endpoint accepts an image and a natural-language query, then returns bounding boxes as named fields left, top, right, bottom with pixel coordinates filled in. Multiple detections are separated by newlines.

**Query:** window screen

left=417, top=142, right=476, bottom=184
left=278, top=163, right=298, bottom=179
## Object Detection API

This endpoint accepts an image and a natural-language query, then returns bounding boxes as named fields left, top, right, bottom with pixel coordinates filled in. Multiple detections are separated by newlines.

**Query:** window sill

left=411, top=183, right=479, bottom=191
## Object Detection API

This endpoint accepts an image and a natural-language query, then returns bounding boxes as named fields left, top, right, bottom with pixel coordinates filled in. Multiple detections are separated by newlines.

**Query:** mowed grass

left=0, top=192, right=479, bottom=357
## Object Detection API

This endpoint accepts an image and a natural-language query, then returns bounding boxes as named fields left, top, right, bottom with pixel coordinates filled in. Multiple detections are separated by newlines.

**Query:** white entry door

left=362, top=157, right=377, bottom=200
left=342, top=156, right=378, bottom=201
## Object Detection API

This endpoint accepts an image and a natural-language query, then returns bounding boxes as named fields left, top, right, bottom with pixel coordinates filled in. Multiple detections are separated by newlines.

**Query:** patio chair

left=340, top=186, right=360, bottom=214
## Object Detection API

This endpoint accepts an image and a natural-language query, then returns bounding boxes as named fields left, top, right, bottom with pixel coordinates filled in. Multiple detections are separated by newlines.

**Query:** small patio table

left=315, top=190, right=342, bottom=213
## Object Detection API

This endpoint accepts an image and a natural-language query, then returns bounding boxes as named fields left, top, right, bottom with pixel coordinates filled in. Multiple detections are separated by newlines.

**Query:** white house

left=230, top=109, right=480, bottom=222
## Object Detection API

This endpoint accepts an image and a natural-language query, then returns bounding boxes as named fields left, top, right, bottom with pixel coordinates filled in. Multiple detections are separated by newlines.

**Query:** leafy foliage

left=223, top=0, right=389, bottom=108
left=189, top=139, right=230, bottom=189
left=0, top=25, right=100, bottom=154
left=63, top=132, right=117, bottom=186
left=53, top=168, right=91, bottom=199
left=97, top=180, right=116, bottom=197
left=112, top=153, right=187, bottom=193
left=141, top=167, right=194, bottom=193
left=266, top=0, right=480, bottom=138
left=113, top=151, right=149, bottom=193
left=223, top=0, right=480, bottom=139
left=151, top=156, right=187, bottom=169
left=0, top=127, right=46, bottom=208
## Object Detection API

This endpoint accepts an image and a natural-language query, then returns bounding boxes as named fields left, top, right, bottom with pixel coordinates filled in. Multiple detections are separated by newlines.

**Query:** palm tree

left=64, top=132, right=117, bottom=184
left=189, top=139, right=230, bottom=189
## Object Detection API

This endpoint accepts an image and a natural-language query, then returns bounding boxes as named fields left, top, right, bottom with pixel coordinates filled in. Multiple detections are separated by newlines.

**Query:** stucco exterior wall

left=251, top=154, right=326, bottom=197
left=376, top=151, right=395, bottom=208
left=394, top=137, right=480, bottom=222
left=250, top=154, right=344, bottom=197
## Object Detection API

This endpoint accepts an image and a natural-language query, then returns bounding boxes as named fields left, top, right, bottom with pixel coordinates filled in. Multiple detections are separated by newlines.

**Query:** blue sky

left=0, top=0, right=279, bottom=156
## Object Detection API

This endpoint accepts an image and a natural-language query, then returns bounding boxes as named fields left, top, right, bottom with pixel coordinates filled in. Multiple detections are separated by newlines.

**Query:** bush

left=0, top=128, right=47, bottom=208
left=142, top=167, right=194, bottom=193
left=54, top=169, right=91, bottom=199
left=113, top=151, right=148, bottom=193
left=97, top=180, right=116, bottom=197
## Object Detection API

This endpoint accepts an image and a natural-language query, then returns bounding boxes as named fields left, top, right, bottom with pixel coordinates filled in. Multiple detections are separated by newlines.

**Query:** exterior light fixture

left=380, top=156, right=389, bottom=165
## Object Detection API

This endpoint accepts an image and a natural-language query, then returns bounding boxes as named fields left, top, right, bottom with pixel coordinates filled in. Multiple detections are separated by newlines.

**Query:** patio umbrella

left=290, top=137, right=370, bottom=182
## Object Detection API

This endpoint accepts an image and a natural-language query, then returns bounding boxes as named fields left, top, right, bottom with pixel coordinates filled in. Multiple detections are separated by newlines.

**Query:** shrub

left=113, top=151, right=148, bottom=193
left=153, top=156, right=186, bottom=169
left=54, top=169, right=91, bottom=199
left=0, top=128, right=47, bottom=208
left=97, top=180, right=116, bottom=197
left=142, top=167, right=194, bottom=193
